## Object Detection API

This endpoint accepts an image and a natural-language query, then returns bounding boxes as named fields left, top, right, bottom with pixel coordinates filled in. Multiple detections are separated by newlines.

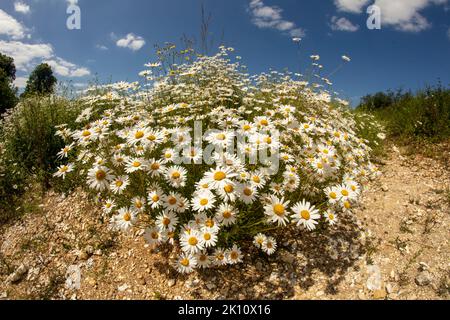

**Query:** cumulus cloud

left=0, top=9, right=28, bottom=39
left=248, top=0, right=305, bottom=38
left=330, top=16, right=360, bottom=32
left=96, top=44, right=108, bottom=50
left=116, top=33, right=146, bottom=51
left=14, top=2, right=31, bottom=14
left=0, top=40, right=90, bottom=77
left=14, top=76, right=28, bottom=88
left=334, top=0, right=370, bottom=13
left=333, top=0, right=449, bottom=32
left=373, top=0, right=447, bottom=32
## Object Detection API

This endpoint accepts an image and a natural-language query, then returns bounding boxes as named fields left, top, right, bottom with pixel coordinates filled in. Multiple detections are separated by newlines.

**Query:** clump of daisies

left=53, top=46, right=383, bottom=274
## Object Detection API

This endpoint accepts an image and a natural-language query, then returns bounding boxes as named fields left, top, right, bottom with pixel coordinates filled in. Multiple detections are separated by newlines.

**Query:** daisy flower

left=176, top=253, right=197, bottom=274
left=180, top=230, right=204, bottom=254
left=213, top=248, right=227, bottom=266
left=53, top=163, right=74, bottom=179
left=215, top=204, right=237, bottom=226
left=165, top=165, right=187, bottom=188
left=191, top=191, right=216, bottom=212
left=128, top=127, right=149, bottom=145
left=236, top=183, right=258, bottom=204
left=262, top=237, right=277, bottom=255
left=144, top=227, right=166, bottom=247
left=199, top=228, right=218, bottom=248
left=102, top=198, right=116, bottom=213
left=249, top=171, right=266, bottom=189
left=264, top=196, right=290, bottom=226
left=57, top=143, right=75, bottom=159
left=161, top=148, right=176, bottom=163
left=195, top=252, right=212, bottom=269
left=125, top=157, right=147, bottom=173
left=131, top=196, right=146, bottom=212
left=226, top=245, right=243, bottom=264
left=324, top=185, right=340, bottom=204
left=324, top=211, right=338, bottom=226
left=156, top=211, right=179, bottom=231
left=291, top=200, right=321, bottom=231
left=253, top=233, right=267, bottom=248
left=114, top=207, right=137, bottom=231
left=110, top=175, right=129, bottom=194
left=148, top=189, right=164, bottom=209
left=163, top=193, right=182, bottom=212
left=203, top=167, right=237, bottom=190
left=87, top=166, right=113, bottom=191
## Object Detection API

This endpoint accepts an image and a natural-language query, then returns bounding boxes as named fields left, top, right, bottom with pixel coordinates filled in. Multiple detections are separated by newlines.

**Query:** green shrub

left=0, top=95, right=82, bottom=222
left=358, top=85, right=450, bottom=142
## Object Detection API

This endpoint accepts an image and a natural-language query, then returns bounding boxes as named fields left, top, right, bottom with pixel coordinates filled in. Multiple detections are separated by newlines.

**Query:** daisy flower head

left=213, top=248, right=227, bottom=266
left=165, top=165, right=187, bottom=188
left=203, top=166, right=237, bottom=190
left=264, top=196, right=290, bottom=227
left=114, top=207, right=138, bottom=231
left=253, top=233, right=267, bottom=248
left=53, top=163, right=74, bottom=179
left=125, top=157, right=147, bottom=173
left=226, top=245, right=243, bottom=264
left=204, top=130, right=234, bottom=148
left=144, top=227, right=166, bottom=247
left=261, top=237, right=277, bottom=255
left=199, top=228, right=218, bottom=248
left=156, top=211, right=179, bottom=231
left=195, top=252, right=212, bottom=269
left=147, top=159, right=166, bottom=177
left=215, top=203, right=237, bottom=226
left=102, top=198, right=116, bottom=213
left=176, top=253, right=197, bottom=274
left=163, top=193, right=181, bottom=212
left=57, top=143, right=75, bottom=159
left=87, top=166, right=113, bottom=191
left=191, top=191, right=216, bottom=212
left=180, top=229, right=204, bottom=254
left=291, top=200, right=321, bottom=231
left=324, top=211, right=338, bottom=226
left=110, top=175, right=129, bottom=194
left=237, top=183, right=258, bottom=205
left=131, top=196, right=146, bottom=212
left=148, top=188, right=164, bottom=209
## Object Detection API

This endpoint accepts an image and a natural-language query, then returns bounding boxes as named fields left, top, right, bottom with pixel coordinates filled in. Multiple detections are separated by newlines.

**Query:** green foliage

left=22, top=63, right=57, bottom=97
left=358, top=85, right=450, bottom=142
left=0, top=96, right=82, bottom=223
left=0, top=54, right=18, bottom=115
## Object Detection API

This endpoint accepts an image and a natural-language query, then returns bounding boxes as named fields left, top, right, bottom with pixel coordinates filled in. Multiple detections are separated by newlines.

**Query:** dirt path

left=1, top=145, right=449, bottom=300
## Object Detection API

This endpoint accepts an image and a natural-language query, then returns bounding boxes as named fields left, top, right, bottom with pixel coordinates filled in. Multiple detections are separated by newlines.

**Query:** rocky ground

left=0, top=144, right=449, bottom=300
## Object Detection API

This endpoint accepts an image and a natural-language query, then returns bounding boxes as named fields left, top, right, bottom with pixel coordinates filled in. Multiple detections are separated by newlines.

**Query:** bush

left=53, top=47, right=383, bottom=274
left=0, top=95, right=82, bottom=222
left=358, top=85, right=450, bottom=142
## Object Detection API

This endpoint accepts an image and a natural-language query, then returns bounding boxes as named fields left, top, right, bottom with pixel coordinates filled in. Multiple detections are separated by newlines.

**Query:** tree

left=0, top=54, right=18, bottom=115
left=23, top=63, right=57, bottom=97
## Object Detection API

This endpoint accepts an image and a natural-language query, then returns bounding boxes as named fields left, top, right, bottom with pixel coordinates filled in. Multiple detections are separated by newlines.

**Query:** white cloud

left=14, top=76, right=28, bottom=88
left=0, top=41, right=53, bottom=71
left=334, top=0, right=370, bottom=13
left=14, top=2, right=31, bottom=14
left=248, top=0, right=306, bottom=38
left=373, top=0, right=447, bottom=32
left=116, top=33, right=146, bottom=51
left=0, top=9, right=28, bottom=39
left=96, top=44, right=108, bottom=50
left=44, top=58, right=90, bottom=77
left=330, top=16, right=360, bottom=32
left=333, top=0, right=449, bottom=32
left=0, top=40, right=90, bottom=78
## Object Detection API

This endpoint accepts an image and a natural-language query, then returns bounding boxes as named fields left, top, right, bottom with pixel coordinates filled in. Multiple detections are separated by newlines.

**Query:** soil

left=1, top=144, right=449, bottom=300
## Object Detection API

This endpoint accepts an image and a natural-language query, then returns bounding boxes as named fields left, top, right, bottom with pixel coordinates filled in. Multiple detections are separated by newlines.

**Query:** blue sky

left=0, top=0, right=449, bottom=105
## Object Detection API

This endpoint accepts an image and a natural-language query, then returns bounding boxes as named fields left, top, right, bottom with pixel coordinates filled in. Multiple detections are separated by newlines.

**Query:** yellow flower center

left=301, top=210, right=310, bottom=220
left=162, top=217, right=170, bottom=226
left=216, top=133, right=226, bottom=141
left=224, top=185, right=234, bottom=193
left=273, top=204, right=285, bottom=217
left=341, top=190, right=349, bottom=197
left=223, top=211, right=232, bottom=219
left=252, top=176, right=261, bottom=184
left=181, top=258, right=190, bottom=267
left=203, top=233, right=211, bottom=241
left=168, top=197, right=177, bottom=205
left=243, top=188, right=253, bottom=196
left=344, top=201, right=351, bottom=209
left=188, top=237, right=198, bottom=246
left=172, top=171, right=181, bottom=179
left=329, top=192, right=337, bottom=199
left=96, top=170, right=106, bottom=180
left=135, top=131, right=144, bottom=139
left=243, top=124, right=251, bottom=131
left=230, top=252, right=238, bottom=260
left=200, top=199, right=209, bottom=206
left=152, top=195, right=160, bottom=202
left=123, top=212, right=131, bottom=222
left=205, top=219, right=214, bottom=228
left=329, top=214, right=335, bottom=220
left=132, top=161, right=141, bottom=168
left=260, top=119, right=268, bottom=126
left=147, top=134, right=156, bottom=141
left=115, top=180, right=123, bottom=187
left=214, top=171, right=226, bottom=181
left=82, top=130, right=91, bottom=137
left=151, top=163, right=160, bottom=171
left=165, top=153, right=172, bottom=159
